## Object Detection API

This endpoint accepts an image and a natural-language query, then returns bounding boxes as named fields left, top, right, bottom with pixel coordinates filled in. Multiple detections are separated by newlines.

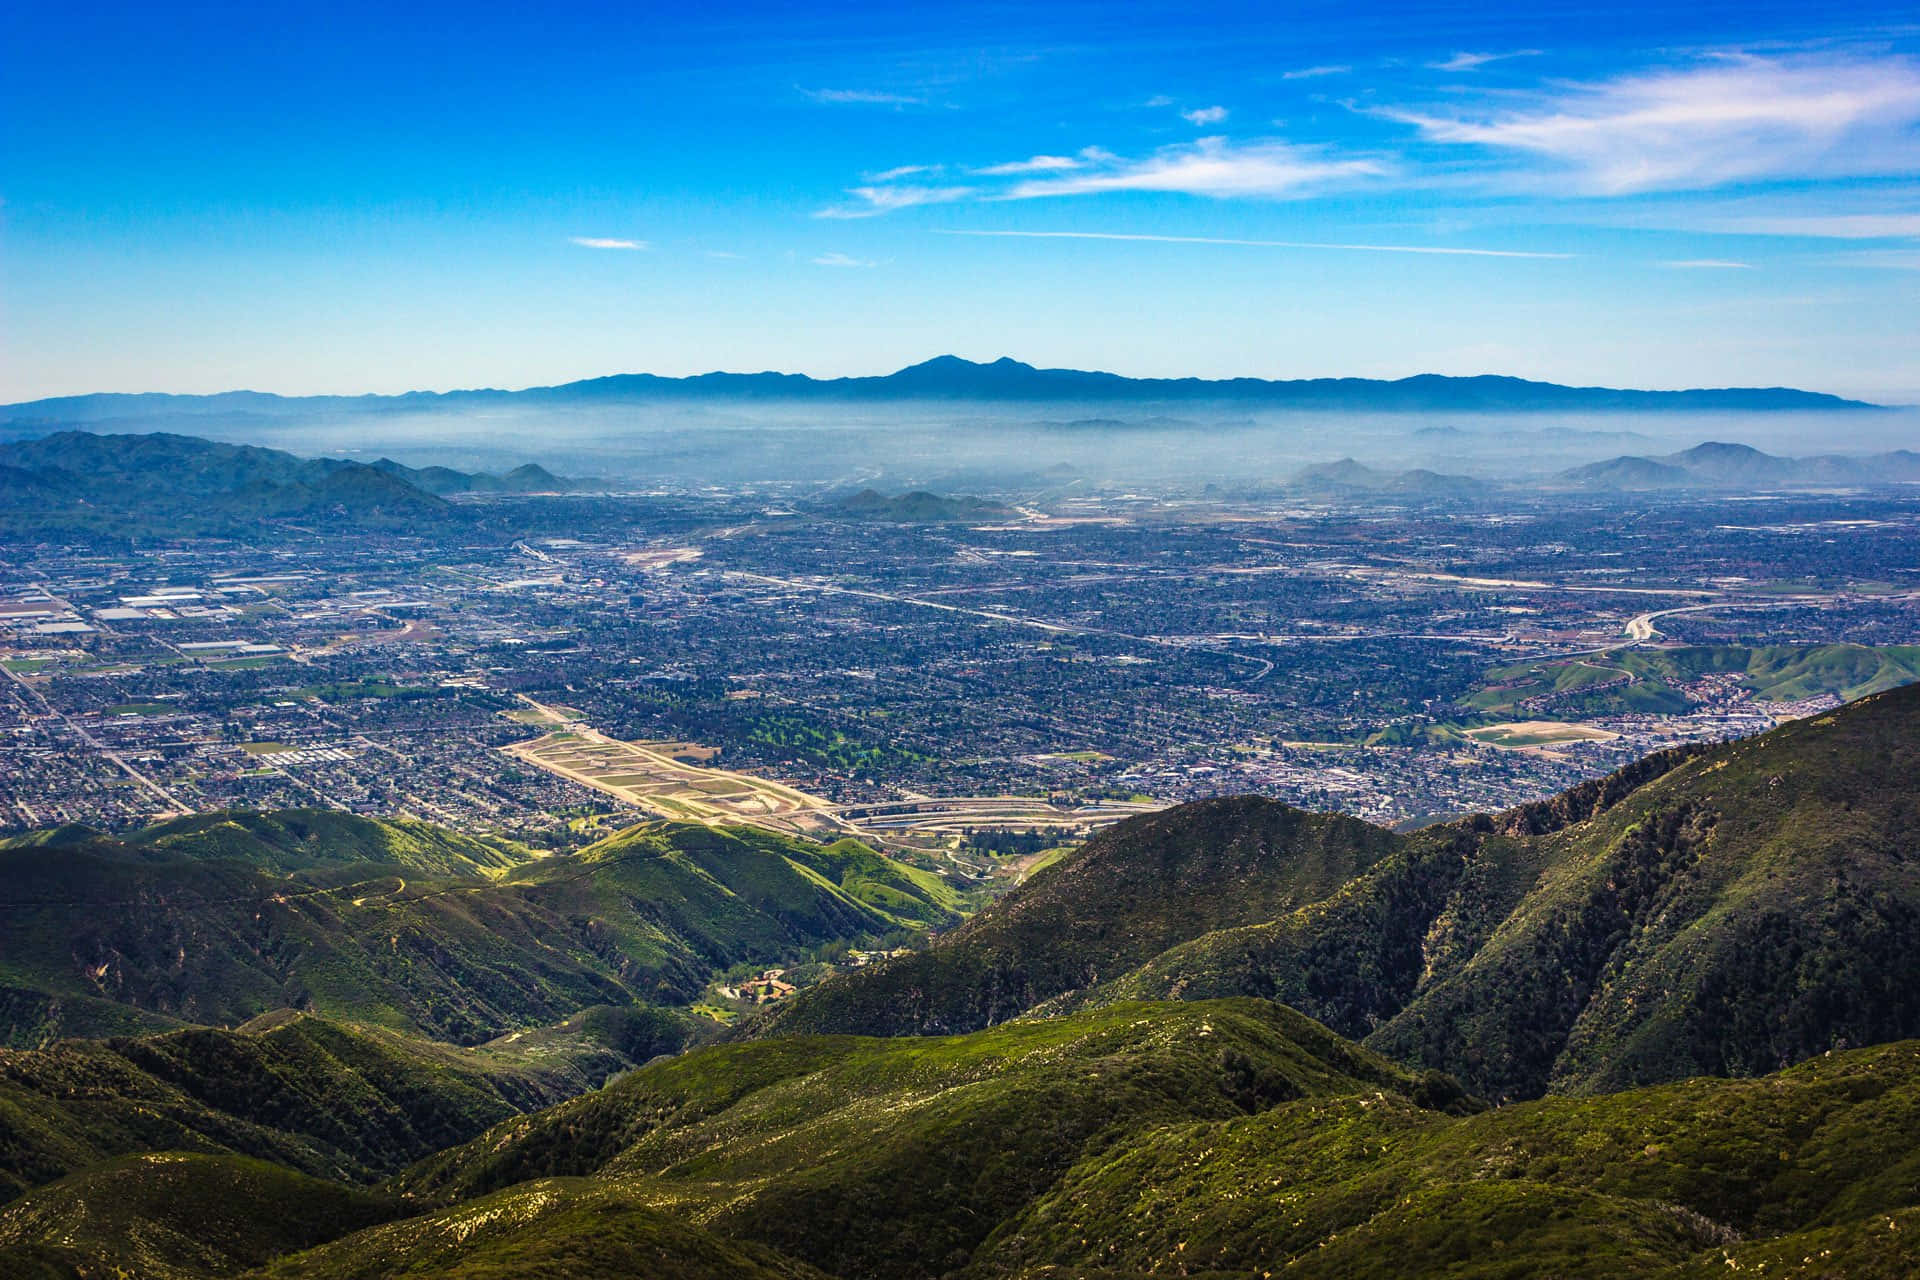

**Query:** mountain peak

left=889, top=354, right=1039, bottom=378
left=1675, top=440, right=1770, bottom=461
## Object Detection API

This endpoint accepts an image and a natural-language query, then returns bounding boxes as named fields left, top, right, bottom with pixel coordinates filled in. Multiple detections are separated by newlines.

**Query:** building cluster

left=4, top=487, right=1916, bottom=838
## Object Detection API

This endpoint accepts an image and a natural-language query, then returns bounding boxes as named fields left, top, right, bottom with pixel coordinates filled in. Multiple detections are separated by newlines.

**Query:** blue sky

left=4, top=0, right=1919, bottom=400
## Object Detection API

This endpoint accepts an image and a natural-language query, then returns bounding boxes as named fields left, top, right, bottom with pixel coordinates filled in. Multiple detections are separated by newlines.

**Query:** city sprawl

left=7, top=484, right=1916, bottom=857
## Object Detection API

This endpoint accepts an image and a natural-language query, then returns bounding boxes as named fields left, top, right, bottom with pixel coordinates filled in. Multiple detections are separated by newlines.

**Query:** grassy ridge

left=0, top=1010, right=680, bottom=1200
left=127, top=810, right=539, bottom=878
left=316, top=1000, right=1449, bottom=1280
left=0, top=815, right=958, bottom=1044
left=1465, top=642, right=1920, bottom=715
left=257, top=1179, right=830, bottom=1280
left=235, top=1013, right=1920, bottom=1278
left=752, top=800, right=1400, bottom=1039
left=0, top=1153, right=404, bottom=1279
left=759, top=685, right=1920, bottom=1103
left=976, top=1039, right=1920, bottom=1278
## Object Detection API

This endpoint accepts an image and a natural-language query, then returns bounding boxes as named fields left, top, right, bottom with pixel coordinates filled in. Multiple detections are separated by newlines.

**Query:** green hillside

left=1464, top=642, right=1920, bottom=716
left=0, top=815, right=957, bottom=1044
left=3, top=676, right=1920, bottom=1275
left=753, top=799, right=1400, bottom=1039
left=125, top=810, right=539, bottom=878
left=972, top=1038, right=1920, bottom=1279
left=1366, top=681, right=1920, bottom=1098
left=323, top=1000, right=1447, bottom=1280
left=0, top=1010, right=679, bottom=1200
left=760, top=684, right=1920, bottom=1101
left=0, top=1154, right=403, bottom=1280
left=261, top=1182, right=833, bottom=1279
left=73, top=1008, right=1909, bottom=1280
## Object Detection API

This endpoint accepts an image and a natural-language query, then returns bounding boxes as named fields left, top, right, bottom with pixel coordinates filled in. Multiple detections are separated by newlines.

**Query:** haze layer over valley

left=7, top=357, right=1913, bottom=496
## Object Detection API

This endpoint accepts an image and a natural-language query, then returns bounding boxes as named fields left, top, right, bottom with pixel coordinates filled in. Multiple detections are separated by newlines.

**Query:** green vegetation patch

left=1466, top=643, right=1920, bottom=716
left=294, top=679, right=435, bottom=701
left=0, top=1153, right=404, bottom=1280
left=746, top=713, right=930, bottom=773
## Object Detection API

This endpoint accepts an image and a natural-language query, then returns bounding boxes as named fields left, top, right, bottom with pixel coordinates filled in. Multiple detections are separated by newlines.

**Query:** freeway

left=1566, top=587, right=1920, bottom=657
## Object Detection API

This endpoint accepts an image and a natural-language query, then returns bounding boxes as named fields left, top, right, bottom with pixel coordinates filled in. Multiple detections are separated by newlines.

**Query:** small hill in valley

left=1559, top=440, right=1920, bottom=490
left=832, top=488, right=1018, bottom=522
left=371, top=457, right=580, bottom=494
left=1558, top=454, right=1695, bottom=488
left=1290, top=458, right=1487, bottom=497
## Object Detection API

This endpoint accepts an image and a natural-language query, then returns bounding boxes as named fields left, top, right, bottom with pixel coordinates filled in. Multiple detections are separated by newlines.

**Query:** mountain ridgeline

left=1, top=356, right=1874, bottom=425
left=2, top=689, right=1920, bottom=1274
left=755, top=682, right=1920, bottom=1102
left=0, top=431, right=582, bottom=537
left=0, top=812, right=958, bottom=1046
left=10, top=1002, right=1920, bottom=1278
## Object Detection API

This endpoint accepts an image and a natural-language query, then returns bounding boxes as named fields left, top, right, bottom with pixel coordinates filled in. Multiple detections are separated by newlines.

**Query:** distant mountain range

left=0, top=431, right=581, bottom=537
left=1, top=355, right=1877, bottom=421
left=1560, top=440, right=1920, bottom=489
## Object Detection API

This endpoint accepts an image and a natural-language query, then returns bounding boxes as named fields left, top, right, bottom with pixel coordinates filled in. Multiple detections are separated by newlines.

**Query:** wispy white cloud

left=816, top=184, right=976, bottom=219
left=1384, top=54, right=1920, bottom=194
left=971, top=154, right=1084, bottom=176
left=1661, top=258, right=1753, bottom=269
left=934, top=229, right=1571, bottom=258
left=1143, top=94, right=1174, bottom=108
left=997, top=137, right=1384, bottom=200
left=1429, top=50, right=1539, bottom=73
left=1282, top=65, right=1350, bottom=80
left=867, top=164, right=941, bottom=182
left=801, top=87, right=922, bottom=106
left=1182, top=105, right=1230, bottom=125
left=570, top=236, right=647, bottom=250
left=705, top=250, right=744, bottom=259
left=812, top=251, right=876, bottom=267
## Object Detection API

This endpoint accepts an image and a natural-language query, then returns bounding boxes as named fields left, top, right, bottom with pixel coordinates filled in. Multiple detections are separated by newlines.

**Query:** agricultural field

left=502, top=726, right=851, bottom=838
left=1463, top=720, right=1618, bottom=753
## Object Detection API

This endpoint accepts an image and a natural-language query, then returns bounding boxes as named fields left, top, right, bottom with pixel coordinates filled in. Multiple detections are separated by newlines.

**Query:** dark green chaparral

left=0, top=813, right=957, bottom=1045
left=0, top=685, right=1917, bottom=1275
left=762, top=682, right=1920, bottom=1102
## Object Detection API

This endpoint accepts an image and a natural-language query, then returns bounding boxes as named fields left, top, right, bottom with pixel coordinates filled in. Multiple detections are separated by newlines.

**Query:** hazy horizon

left=2, top=352, right=1910, bottom=408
